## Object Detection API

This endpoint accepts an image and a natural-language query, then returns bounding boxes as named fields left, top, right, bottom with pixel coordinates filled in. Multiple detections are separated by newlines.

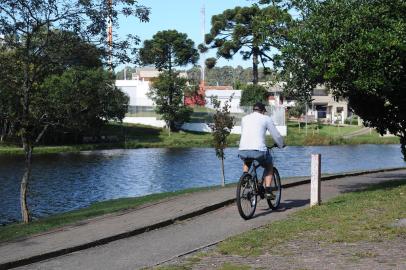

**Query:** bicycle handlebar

left=267, top=143, right=286, bottom=149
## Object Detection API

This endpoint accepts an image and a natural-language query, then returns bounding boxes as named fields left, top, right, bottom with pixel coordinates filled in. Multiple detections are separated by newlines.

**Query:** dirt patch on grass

left=163, top=237, right=406, bottom=270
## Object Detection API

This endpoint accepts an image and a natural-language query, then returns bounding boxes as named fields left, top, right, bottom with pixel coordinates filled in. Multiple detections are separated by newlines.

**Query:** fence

left=124, top=105, right=287, bottom=135
left=237, top=106, right=286, bottom=126
left=126, top=106, right=157, bottom=117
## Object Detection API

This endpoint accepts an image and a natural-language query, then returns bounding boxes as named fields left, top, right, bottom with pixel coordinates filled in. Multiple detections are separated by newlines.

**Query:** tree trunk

left=21, top=138, right=33, bottom=223
left=169, top=120, right=176, bottom=133
left=168, top=66, right=175, bottom=133
left=252, top=47, right=259, bottom=85
left=220, top=157, right=225, bottom=187
left=400, top=135, right=406, bottom=161
left=1, top=120, right=8, bottom=142
left=298, top=118, right=301, bottom=132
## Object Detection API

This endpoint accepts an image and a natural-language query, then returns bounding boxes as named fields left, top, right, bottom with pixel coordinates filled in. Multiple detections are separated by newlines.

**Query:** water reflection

left=0, top=144, right=404, bottom=224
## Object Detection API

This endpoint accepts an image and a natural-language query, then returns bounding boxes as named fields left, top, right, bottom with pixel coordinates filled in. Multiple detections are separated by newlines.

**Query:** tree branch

left=34, top=124, right=49, bottom=145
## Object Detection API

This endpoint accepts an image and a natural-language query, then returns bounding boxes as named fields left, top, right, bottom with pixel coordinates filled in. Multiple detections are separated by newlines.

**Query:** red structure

left=185, top=81, right=206, bottom=106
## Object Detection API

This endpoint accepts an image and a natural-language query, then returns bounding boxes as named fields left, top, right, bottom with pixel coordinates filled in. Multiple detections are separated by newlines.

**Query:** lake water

left=0, top=144, right=405, bottom=224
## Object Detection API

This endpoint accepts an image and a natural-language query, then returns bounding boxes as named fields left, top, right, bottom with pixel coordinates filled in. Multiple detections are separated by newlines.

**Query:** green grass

left=153, top=257, right=252, bottom=270
left=284, top=122, right=399, bottom=146
left=217, top=180, right=406, bottom=256
left=0, top=184, right=236, bottom=243
left=152, top=180, right=406, bottom=270
left=0, top=122, right=399, bottom=156
left=217, top=263, right=252, bottom=270
left=151, top=255, right=204, bottom=270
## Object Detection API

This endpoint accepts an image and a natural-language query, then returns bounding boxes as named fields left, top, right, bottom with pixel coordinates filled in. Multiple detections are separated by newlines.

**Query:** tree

left=139, top=30, right=199, bottom=74
left=201, top=5, right=291, bottom=84
left=186, top=65, right=276, bottom=87
left=40, top=68, right=129, bottom=135
left=149, top=71, right=192, bottom=132
left=0, top=0, right=149, bottom=223
left=0, top=50, right=21, bottom=142
left=139, top=30, right=199, bottom=131
left=280, top=0, right=406, bottom=160
left=208, top=96, right=235, bottom=186
left=287, top=100, right=307, bottom=131
left=240, top=84, right=268, bottom=106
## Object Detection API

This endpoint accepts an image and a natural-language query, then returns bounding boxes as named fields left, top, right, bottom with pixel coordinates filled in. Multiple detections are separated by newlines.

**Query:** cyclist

left=238, top=102, right=284, bottom=199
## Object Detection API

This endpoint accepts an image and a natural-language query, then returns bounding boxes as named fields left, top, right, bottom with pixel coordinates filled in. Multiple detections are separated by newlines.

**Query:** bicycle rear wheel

left=267, top=168, right=282, bottom=209
left=236, top=173, right=257, bottom=220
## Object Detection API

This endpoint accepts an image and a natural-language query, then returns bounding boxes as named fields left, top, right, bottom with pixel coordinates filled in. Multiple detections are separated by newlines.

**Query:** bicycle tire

left=236, top=173, right=257, bottom=220
left=267, top=167, right=282, bottom=210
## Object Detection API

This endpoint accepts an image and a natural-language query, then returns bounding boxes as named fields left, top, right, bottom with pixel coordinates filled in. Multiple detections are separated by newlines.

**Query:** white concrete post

left=310, top=154, right=321, bottom=206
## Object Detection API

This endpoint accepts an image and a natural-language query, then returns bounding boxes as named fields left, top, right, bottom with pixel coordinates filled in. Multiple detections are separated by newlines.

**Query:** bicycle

left=236, top=145, right=282, bottom=220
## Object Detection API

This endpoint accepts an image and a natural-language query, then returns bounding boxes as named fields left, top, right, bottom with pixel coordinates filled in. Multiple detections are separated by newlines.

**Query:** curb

left=283, top=167, right=405, bottom=188
left=1, top=167, right=405, bottom=270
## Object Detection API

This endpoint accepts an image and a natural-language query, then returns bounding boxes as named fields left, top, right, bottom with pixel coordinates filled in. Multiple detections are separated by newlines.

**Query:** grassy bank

left=0, top=122, right=399, bottom=155
left=284, top=122, right=399, bottom=146
left=0, top=184, right=236, bottom=243
left=154, top=179, right=406, bottom=270
left=217, top=180, right=406, bottom=255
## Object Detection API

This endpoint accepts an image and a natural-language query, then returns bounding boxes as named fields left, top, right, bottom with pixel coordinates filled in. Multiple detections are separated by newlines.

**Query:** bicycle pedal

left=265, top=192, right=276, bottom=200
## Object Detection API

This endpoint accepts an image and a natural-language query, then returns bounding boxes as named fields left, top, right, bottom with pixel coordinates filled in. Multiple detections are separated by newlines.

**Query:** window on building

left=315, top=105, right=327, bottom=118
left=312, top=89, right=328, bottom=96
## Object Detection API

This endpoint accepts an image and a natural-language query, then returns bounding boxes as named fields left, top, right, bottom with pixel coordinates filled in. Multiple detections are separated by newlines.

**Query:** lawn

left=216, top=180, right=406, bottom=256
left=284, top=122, right=399, bottom=146
left=153, top=179, right=406, bottom=270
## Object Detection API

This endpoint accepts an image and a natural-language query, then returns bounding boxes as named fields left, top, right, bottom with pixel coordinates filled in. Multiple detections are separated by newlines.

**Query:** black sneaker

left=265, top=187, right=276, bottom=200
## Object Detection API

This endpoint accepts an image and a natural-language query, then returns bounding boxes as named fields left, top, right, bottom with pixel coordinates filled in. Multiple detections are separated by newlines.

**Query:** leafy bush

left=240, top=84, right=268, bottom=106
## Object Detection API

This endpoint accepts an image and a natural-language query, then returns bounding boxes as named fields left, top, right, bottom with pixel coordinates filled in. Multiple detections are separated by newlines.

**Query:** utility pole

left=200, top=2, right=206, bottom=96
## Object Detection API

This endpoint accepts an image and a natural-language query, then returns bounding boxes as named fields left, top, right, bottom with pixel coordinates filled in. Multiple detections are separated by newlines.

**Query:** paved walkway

left=0, top=168, right=405, bottom=270
left=343, top=127, right=373, bottom=138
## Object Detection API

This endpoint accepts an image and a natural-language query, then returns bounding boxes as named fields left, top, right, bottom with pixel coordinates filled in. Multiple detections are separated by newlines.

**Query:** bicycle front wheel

left=267, top=168, right=282, bottom=210
left=236, top=173, right=257, bottom=220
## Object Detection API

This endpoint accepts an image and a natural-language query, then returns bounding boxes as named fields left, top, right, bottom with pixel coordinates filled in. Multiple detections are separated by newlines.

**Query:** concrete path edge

left=1, top=167, right=405, bottom=270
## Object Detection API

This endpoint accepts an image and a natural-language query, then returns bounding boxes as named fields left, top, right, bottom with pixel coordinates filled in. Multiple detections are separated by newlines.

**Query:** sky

left=116, top=0, right=255, bottom=70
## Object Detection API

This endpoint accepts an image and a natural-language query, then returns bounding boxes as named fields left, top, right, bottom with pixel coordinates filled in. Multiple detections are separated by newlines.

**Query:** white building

left=204, top=89, right=243, bottom=113
left=264, top=82, right=295, bottom=108
left=116, top=67, right=188, bottom=110
left=308, top=86, right=349, bottom=124
left=115, top=79, right=152, bottom=107
left=115, top=70, right=288, bottom=135
left=262, top=82, right=350, bottom=124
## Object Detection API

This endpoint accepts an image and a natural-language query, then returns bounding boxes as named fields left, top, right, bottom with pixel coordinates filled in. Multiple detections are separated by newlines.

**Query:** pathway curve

left=6, top=169, right=405, bottom=270
left=343, top=127, right=373, bottom=139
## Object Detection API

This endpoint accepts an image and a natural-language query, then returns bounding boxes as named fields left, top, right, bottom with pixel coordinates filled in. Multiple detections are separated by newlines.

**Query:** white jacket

left=239, top=112, right=284, bottom=151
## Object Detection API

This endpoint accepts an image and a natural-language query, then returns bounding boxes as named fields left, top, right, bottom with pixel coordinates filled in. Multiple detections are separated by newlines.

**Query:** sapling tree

left=208, top=95, right=235, bottom=186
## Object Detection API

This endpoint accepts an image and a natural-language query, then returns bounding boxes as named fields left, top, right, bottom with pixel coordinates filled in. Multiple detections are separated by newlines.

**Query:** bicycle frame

left=248, top=162, right=261, bottom=188
left=245, top=147, right=275, bottom=196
